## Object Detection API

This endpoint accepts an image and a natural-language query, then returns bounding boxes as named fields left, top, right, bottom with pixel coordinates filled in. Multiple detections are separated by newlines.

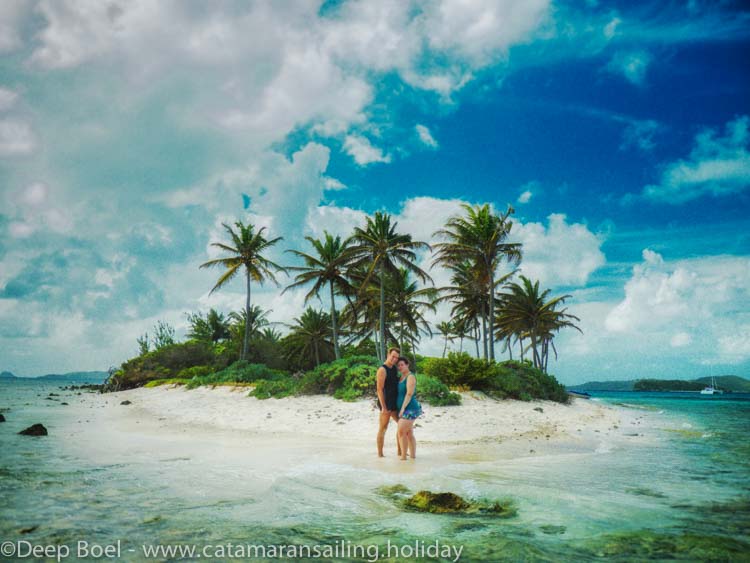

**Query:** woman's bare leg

left=409, top=427, right=416, bottom=459
left=397, top=419, right=411, bottom=460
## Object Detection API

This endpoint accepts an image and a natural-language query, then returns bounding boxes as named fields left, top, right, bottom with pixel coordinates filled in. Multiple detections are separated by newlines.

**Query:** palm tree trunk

left=489, top=271, right=495, bottom=362
left=379, top=266, right=386, bottom=361
left=474, top=325, right=480, bottom=358
left=480, top=305, right=488, bottom=362
left=243, top=271, right=251, bottom=361
left=442, top=334, right=448, bottom=358
left=329, top=281, right=340, bottom=360
left=314, top=341, right=320, bottom=367
left=411, top=335, right=418, bottom=375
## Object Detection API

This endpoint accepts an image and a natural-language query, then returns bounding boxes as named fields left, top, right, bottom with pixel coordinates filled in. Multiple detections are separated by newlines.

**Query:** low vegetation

left=421, top=352, right=570, bottom=404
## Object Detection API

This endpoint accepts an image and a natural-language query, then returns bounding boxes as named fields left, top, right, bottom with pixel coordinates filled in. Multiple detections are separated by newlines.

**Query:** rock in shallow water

left=120, top=400, right=132, bottom=405
left=0, top=413, right=5, bottom=422
left=19, top=423, right=48, bottom=436
left=377, top=485, right=517, bottom=517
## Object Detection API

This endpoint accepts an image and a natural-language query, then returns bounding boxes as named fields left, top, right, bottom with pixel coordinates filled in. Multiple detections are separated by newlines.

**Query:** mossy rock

left=403, top=490, right=516, bottom=517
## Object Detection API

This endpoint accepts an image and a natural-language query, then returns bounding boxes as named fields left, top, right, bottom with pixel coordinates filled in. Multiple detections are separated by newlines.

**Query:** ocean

left=1, top=379, right=749, bottom=562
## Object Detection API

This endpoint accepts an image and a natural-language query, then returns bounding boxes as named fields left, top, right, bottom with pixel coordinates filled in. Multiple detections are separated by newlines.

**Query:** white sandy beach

left=59, top=385, right=658, bottom=471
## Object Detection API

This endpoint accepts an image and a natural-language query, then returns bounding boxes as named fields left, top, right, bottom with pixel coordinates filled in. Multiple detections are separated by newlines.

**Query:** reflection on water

left=1, top=382, right=749, bottom=561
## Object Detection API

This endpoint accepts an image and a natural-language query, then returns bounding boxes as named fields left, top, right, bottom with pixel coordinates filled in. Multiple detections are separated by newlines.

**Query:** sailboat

left=700, top=376, right=723, bottom=395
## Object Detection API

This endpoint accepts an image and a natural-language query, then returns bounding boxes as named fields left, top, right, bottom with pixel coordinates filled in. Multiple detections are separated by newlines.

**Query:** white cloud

left=643, top=115, right=750, bottom=203
left=517, top=190, right=532, bottom=204
left=0, top=87, right=19, bottom=111
left=415, top=124, right=438, bottom=148
left=0, top=0, right=29, bottom=53
left=603, top=250, right=750, bottom=364
left=0, top=119, right=36, bottom=156
left=670, top=332, right=691, bottom=347
left=511, top=214, right=606, bottom=287
left=343, top=134, right=391, bottom=165
left=606, top=49, right=651, bottom=86
left=603, top=16, right=621, bottom=40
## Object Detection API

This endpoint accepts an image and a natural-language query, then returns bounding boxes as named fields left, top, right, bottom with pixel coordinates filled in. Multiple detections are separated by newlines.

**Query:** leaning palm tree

left=346, top=212, right=432, bottom=361
left=433, top=203, right=522, bottom=362
left=284, top=231, right=352, bottom=360
left=200, top=221, right=286, bottom=361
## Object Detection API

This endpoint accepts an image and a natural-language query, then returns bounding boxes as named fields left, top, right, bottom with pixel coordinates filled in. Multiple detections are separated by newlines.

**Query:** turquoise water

left=2, top=380, right=749, bottom=562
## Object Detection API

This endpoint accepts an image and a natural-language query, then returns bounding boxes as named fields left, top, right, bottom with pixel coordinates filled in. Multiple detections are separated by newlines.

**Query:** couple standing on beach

left=376, top=347, right=423, bottom=460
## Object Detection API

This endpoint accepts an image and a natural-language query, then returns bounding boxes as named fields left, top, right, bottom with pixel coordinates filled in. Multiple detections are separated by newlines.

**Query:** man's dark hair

left=388, top=346, right=401, bottom=355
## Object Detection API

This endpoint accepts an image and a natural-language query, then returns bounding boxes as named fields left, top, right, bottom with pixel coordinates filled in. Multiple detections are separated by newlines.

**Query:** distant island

left=0, top=370, right=109, bottom=383
left=568, top=375, right=750, bottom=393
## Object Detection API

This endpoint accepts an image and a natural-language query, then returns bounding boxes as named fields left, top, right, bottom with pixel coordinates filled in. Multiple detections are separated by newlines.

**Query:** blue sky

left=0, top=0, right=748, bottom=383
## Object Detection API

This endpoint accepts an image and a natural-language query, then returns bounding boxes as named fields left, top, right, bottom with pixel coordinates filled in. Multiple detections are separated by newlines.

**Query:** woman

left=396, top=357, right=423, bottom=461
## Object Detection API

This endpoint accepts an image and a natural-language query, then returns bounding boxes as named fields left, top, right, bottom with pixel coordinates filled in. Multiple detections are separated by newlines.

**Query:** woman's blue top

left=397, top=374, right=421, bottom=412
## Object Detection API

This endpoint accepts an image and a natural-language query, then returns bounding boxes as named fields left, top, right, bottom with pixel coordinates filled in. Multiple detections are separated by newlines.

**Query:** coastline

left=57, top=385, right=657, bottom=468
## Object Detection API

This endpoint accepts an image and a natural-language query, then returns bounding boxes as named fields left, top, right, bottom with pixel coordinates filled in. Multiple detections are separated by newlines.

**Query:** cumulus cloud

left=643, top=115, right=750, bottom=203
left=603, top=249, right=750, bottom=363
left=415, top=124, right=438, bottom=148
left=343, top=134, right=391, bottom=165
left=511, top=214, right=606, bottom=287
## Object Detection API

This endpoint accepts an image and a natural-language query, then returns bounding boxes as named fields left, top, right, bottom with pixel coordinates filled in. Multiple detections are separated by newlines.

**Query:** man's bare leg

left=377, top=409, right=392, bottom=457
left=392, top=412, right=402, bottom=456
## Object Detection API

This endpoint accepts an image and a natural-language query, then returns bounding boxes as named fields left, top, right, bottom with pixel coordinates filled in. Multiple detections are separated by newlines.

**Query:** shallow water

left=1, top=381, right=749, bottom=562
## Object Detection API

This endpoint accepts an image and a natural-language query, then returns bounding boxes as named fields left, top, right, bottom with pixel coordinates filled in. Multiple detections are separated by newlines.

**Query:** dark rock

left=533, top=407, right=544, bottom=413
left=120, top=400, right=132, bottom=405
left=60, top=402, right=69, bottom=406
left=19, top=525, right=38, bottom=534
left=19, top=423, right=48, bottom=436
left=0, top=414, right=5, bottom=422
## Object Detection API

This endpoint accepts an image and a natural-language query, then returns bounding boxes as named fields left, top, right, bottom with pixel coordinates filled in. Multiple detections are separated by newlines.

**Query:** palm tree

left=346, top=212, right=432, bottom=361
left=284, top=232, right=351, bottom=360
left=436, top=321, right=457, bottom=358
left=495, top=276, right=582, bottom=372
left=199, top=221, right=286, bottom=361
left=285, top=307, right=334, bottom=368
left=228, top=305, right=271, bottom=343
left=433, top=203, right=521, bottom=362
left=387, top=268, right=437, bottom=369
left=186, top=308, right=231, bottom=342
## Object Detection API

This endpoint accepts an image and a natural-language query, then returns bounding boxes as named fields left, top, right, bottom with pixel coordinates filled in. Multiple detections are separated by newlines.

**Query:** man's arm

left=376, top=366, right=386, bottom=410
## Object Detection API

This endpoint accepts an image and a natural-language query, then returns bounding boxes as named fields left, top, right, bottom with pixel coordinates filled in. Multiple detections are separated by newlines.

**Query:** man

left=376, top=346, right=402, bottom=457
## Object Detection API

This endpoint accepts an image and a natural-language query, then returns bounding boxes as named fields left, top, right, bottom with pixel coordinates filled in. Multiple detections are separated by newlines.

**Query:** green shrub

left=185, top=361, right=287, bottom=389
left=298, top=355, right=379, bottom=397
left=421, top=354, right=569, bottom=404
left=415, top=374, right=461, bottom=406
left=176, top=365, right=213, bottom=379
left=105, top=340, right=216, bottom=389
left=422, top=352, right=495, bottom=388
left=250, top=378, right=299, bottom=399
